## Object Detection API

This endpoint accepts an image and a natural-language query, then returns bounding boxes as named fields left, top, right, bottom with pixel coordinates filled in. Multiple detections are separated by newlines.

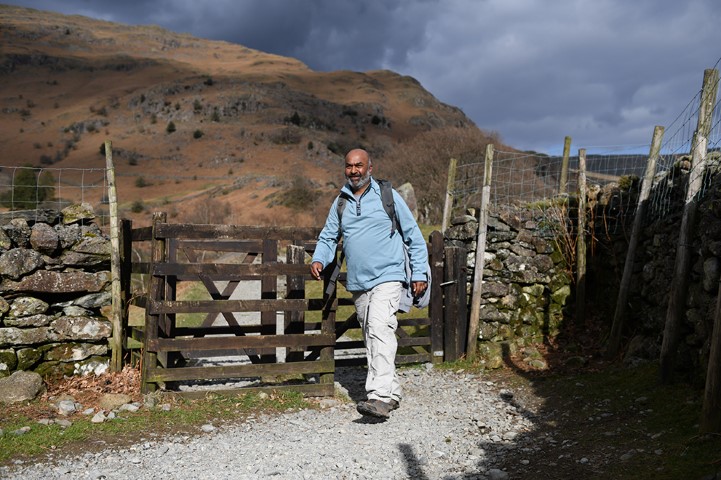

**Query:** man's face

left=345, top=152, right=372, bottom=192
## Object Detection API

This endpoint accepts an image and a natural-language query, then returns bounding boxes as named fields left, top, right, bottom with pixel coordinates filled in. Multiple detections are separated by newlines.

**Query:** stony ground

left=1, top=357, right=720, bottom=480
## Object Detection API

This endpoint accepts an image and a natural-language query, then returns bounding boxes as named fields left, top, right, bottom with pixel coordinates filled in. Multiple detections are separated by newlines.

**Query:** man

left=310, top=148, right=429, bottom=419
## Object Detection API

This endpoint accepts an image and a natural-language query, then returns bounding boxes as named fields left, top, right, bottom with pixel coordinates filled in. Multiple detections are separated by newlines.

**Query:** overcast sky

left=4, top=0, right=721, bottom=155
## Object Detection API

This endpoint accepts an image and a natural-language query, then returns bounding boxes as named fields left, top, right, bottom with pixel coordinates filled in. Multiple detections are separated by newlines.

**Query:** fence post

left=443, top=245, right=467, bottom=361
left=141, top=211, right=167, bottom=393
left=467, top=144, right=494, bottom=360
left=575, top=148, right=588, bottom=325
left=701, top=271, right=721, bottom=433
left=660, top=68, right=719, bottom=384
left=441, top=158, right=458, bottom=234
left=104, top=140, right=123, bottom=372
left=429, top=230, right=444, bottom=363
left=606, top=126, right=664, bottom=358
left=559, top=136, right=572, bottom=195
left=285, top=244, right=305, bottom=362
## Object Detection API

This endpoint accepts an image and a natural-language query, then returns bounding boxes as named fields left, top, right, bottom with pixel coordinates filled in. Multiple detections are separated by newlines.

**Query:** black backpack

left=326, top=180, right=431, bottom=312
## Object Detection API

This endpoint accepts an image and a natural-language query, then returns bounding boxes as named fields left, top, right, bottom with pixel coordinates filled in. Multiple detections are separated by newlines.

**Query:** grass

left=0, top=390, right=310, bottom=466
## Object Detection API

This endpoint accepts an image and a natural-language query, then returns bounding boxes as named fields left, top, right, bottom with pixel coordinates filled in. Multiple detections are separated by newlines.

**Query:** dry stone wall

left=444, top=204, right=573, bottom=369
left=450, top=161, right=721, bottom=382
left=0, top=204, right=112, bottom=379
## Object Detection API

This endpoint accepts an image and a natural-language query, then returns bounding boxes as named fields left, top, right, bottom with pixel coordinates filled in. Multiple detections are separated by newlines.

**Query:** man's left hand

left=412, top=281, right=428, bottom=297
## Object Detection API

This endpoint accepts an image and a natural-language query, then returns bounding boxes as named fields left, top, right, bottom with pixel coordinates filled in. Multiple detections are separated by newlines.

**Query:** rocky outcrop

left=0, top=204, right=112, bottom=380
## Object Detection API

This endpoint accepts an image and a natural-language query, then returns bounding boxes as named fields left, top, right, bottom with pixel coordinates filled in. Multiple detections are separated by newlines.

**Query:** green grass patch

left=0, top=390, right=310, bottom=465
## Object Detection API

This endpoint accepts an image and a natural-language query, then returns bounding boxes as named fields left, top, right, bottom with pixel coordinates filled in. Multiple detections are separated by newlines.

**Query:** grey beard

left=347, top=172, right=371, bottom=192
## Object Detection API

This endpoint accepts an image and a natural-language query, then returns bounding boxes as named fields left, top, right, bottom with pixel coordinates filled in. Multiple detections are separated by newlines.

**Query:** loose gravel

left=1, top=365, right=537, bottom=480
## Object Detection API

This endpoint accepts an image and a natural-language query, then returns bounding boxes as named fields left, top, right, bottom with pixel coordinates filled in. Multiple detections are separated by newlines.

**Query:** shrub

left=193, top=129, right=204, bottom=139
left=166, top=121, right=176, bottom=134
left=135, top=177, right=149, bottom=188
left=130, top=200, right=145, bottom=213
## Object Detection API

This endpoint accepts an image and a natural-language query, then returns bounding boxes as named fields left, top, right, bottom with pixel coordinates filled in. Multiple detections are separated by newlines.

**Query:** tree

left=0, top=167, right=55, bottom=210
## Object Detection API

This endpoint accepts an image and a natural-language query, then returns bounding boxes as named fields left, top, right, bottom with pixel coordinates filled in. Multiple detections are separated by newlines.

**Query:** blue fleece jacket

left=312, top=177, right=429, bottom=293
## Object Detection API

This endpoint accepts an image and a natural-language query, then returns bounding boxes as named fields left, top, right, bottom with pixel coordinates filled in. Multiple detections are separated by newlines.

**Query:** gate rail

left=121, top=213, right=464, bottom=396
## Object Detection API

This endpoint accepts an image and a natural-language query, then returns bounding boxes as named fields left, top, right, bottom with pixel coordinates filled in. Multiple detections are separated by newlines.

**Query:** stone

left=0, top=349, right=18, bottom=376
left=0, top=270, right=111, bottom=294
left=43, top=342, right=108, bottom=362
left=29, top=223, right=59, bottom=255
left=54, top=223, right=81, bottom=248
left=8, top=296, right=49, bottom=317
left=91, top=411, right=106, bottom=423
left=71, top=291, right=112, bottom=309
left=57, top=399, right=77, bottom=415
left=59, top=251, right=109, bottom=268
left=16, top=347, right=42, bottom=370
left=61, top=203, right=95, bottom=224
left=0, top=296, right=8, bottom=316
left=62, top=305, right=92, bottom=316
left=52, top=317, right=112, bottom=340
left=98, top=393, right=133, bottom=411
left=396, top=183, right=418, bottom=220
left=0, top=248, right=45, bottom=280
left=0, top=370, right=44, bottom=403
left=73, top=357, right=109, bottom=376
left=3, top=313, right=53, bottom=327
left=3, top=218, right=31, bottom=247
left=0, top=327, right=56, bottom=347
left=703, top=257, right=720, bottom=293
left=0, top=228, right=12, bottom=251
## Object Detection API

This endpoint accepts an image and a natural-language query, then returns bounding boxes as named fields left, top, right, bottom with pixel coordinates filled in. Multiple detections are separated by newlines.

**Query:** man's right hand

left=310, top=261, right=324, bottom=280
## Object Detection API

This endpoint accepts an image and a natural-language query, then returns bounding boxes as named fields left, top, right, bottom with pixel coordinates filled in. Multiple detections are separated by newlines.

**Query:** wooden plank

left=141, top=211, right=166, bottom=394
left=146, top=360, right=334, bottom=382
left=444, top=246, right=461, bottom=361
left=165, top=382, right=335, bottom=399
left=576, top=148, right=588, bottom=326
left=175, top=240, right=263, bottom=252
left=148, top=298, right=309, bottom=314
left=153, top=262, right=310, bottom=278
left=429, top=231, right=444, bottom=363
left=131, top=226, right=153, bottom=242
left=150, top=333, right=335, bottom=352
left=156, top=223, right=322, bottom=241
left=397, top=353, right=431, bottom=364
left=286, top=244, right=306, bottom=362
left=132, top=262, right=151, bottom=274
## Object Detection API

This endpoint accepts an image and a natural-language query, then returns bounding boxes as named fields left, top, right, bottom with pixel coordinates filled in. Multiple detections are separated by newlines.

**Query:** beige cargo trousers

left=352, top=281, right=403, bottom=403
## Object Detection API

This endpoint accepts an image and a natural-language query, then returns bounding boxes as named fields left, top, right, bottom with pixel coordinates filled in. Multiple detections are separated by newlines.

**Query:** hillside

left=0, top=5, right=494, bottom=227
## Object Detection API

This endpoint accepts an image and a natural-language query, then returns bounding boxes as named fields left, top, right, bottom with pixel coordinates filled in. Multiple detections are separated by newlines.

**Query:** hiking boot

left=356, top=399, right=399, bottom=419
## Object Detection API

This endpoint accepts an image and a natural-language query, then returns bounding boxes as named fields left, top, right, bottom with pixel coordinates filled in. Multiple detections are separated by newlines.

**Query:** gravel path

left=2, top=365, right=536, bottom=480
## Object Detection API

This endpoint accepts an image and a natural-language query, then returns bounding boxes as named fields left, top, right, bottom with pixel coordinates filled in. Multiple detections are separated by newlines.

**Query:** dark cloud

left=3, top=0, right=721, bottom=154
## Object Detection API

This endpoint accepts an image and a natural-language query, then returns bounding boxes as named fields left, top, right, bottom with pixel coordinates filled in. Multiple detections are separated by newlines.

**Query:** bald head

left=345, top=148, right=373, bottom=193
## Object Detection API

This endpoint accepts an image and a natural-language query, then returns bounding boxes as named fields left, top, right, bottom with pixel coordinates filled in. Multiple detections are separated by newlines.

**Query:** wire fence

left=449, top=61, right=721, bottom=237
left=0, top=165, right=110, bottom=229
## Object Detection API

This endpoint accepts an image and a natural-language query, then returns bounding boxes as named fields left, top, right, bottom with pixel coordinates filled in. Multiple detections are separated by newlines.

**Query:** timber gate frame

left=122, top=213, right=466, bottom=396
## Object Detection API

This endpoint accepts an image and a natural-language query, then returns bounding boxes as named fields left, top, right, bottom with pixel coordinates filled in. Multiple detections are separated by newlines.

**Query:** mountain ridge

left=0, top=4, right=494, bottom=227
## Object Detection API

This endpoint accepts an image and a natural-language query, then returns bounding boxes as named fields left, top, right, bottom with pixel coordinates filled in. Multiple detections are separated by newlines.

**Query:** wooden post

left=559, top=136, right=572, bottom=195
left=606, top=126, right=664, bottom=358
left=104, top=140, right=123, bottom=372
left=141, top=211, right=167, bottom=393
left=575, top=149, right=588, bottom=325
left=285, top=244, right=305, bottom=362
left=660, top=68, right=719, bottom=384
left=441, top=158, right=458, bottom=234
left=261, top=239, right=278, bottom=363
left=467, top=144, right=494, bottom=360
left=429, top=231, right=444, bottom=363
left=701, top=271, right=721, bottom=433
left=443, top=246, right=466, bottom=361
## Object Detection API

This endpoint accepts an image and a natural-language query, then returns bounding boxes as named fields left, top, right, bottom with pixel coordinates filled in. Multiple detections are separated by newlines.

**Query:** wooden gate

left=122, top=213, right=463, bottom=396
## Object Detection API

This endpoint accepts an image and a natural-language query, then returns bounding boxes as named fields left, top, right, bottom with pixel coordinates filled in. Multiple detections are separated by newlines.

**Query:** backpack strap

left=377, top=179, right=400, bottom=238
